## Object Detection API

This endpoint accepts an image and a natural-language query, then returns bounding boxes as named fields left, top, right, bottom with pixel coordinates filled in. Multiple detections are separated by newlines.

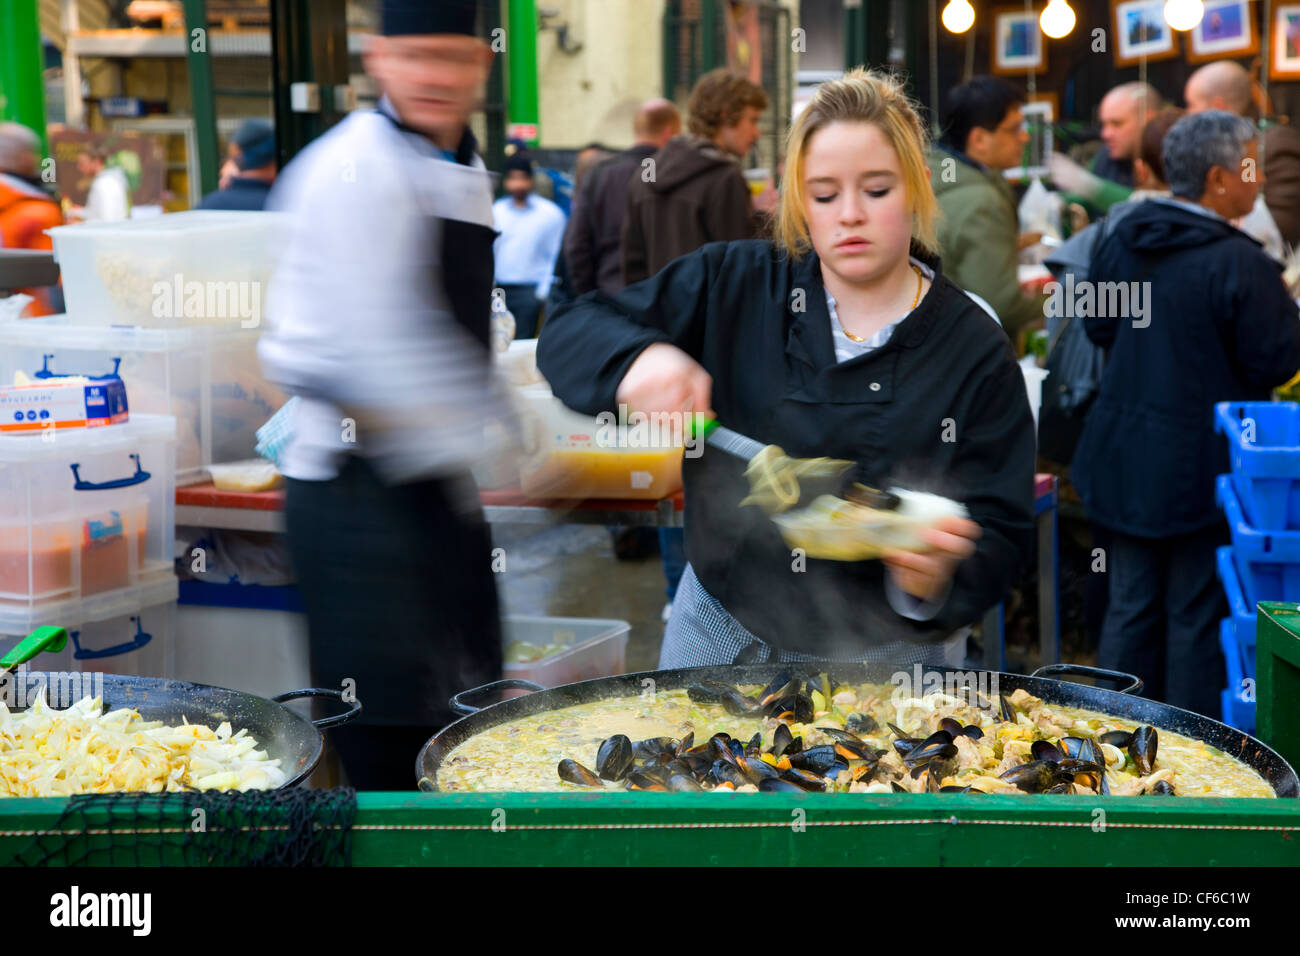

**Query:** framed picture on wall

left=1270, top=4, right=1300, bottom=79
left=1188, top=0, right=1258, bottom=63
left=992, top=7, right=1047, bottom=75
left=1112, top=0, right=1182, bottom=67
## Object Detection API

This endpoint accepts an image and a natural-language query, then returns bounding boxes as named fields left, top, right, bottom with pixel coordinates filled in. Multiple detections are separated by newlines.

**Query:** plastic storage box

left=0, top=570, right=179, bottom=694
left=0, top=317, right=286, bottom=484
left=1220, top=619, right=1255, bottom=733
left=1215, top=545, right=1257, bottom=675
left=516, top=386, right=684, bottom=500
left=46, top=211, right=283, bottom=328
left=1217, top=474, right=1300, bottom=606
left=0, top=414, right=176, bottom=610
left=1215, top=401, right=1300, bottom=530
left=503, top=615, right=630, bottom=688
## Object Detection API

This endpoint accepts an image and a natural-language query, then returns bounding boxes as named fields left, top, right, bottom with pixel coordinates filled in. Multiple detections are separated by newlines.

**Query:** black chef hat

left=382, top=0, right=479, bottom=37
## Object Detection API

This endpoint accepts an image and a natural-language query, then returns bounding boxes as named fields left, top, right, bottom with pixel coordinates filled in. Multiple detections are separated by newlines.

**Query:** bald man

left=1186, top=60, right=1300, bottom=247
left=1094, top=82, right=1163, bottom=189
left=563, top=98, right=681, bottom=295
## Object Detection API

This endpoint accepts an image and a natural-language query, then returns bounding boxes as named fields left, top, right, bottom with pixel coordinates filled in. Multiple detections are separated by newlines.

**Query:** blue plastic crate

left=1219, top=619, right=1256, bottom=733
left=1215, top=401, right=1300, bottom=530
left=1216, top=474, right=1300, bottom=606
left=1214, top=546, right=1256, bottom=676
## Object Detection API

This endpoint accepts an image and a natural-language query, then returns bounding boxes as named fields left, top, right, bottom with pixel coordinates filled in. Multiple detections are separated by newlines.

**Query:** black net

left=9, top=788, right=356, bottom=867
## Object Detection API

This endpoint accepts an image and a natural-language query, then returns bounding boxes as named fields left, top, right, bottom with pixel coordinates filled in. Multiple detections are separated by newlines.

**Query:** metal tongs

left=689, top=418, right=900, bottom=514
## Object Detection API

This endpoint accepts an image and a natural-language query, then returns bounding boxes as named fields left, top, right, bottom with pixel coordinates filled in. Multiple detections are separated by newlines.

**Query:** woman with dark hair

left=1073, top=110, right=1300, bottom=716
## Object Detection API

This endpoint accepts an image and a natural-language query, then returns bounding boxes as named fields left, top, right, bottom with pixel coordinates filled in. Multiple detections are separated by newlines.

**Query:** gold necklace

left=837, top=264, right=924, bottom=344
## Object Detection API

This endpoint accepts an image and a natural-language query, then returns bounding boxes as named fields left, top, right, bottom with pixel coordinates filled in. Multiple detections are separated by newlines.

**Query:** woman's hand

left=616, top=343, right=714, bottom=418
left=881, top=516, right=982, bottom=605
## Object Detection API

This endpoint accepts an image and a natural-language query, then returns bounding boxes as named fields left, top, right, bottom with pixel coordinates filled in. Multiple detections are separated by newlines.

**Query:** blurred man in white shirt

left=75, top=146, right=129, bottom=221
left=492, top=153, right=565, bottom=337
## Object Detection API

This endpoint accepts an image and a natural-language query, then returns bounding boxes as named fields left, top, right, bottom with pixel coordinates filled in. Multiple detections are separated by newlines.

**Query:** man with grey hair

left=1071, top=110, right=1300, bottom=716
left=1186, top=59, right=1300, bottom=248
left=0, top=122, right=63, bottom=316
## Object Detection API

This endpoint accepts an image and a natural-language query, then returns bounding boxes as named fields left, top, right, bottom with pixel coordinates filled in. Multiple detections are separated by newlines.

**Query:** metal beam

left=182, top=0, right=220, bottom=200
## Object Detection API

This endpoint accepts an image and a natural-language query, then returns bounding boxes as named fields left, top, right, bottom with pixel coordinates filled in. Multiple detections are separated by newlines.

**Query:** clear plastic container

left=515, top=386, right=684, bottom=499
left=502, top=615, right=630, bottom=688
left=47, top=211, right=283, bottom=328
left=0, top=414, right=176, bottom=610
left=0, top=318, right=286, bottom=484
left=0, top=570, right=179, bottom=696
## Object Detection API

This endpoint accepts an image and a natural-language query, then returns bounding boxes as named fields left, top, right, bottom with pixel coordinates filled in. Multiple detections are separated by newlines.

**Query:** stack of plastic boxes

left=0, top=212, right=284, bottom=682
left=1213, top=401, right=1300, bottom=732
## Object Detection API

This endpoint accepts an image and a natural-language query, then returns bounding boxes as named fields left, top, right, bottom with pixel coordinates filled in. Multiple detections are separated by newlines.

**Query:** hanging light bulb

left=1163, top=0, right=1205, bottom=31
left=1040, top=0, right=1076, bottom=39
left=941, top=0, right=975, bottom=34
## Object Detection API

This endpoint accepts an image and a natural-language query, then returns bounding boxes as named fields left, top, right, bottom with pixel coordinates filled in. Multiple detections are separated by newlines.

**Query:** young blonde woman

left=537, top=68, right=1035, bottom=667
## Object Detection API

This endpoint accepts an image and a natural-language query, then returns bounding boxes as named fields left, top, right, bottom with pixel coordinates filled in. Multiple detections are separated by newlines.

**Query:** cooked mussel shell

left=597, top=735, right=635, bottom=780
left=1031, top=740, right=1064, bottom=764
left=788, top=746, right=838, bottom=775
left=1130, top=726, right=1158, bottom=775
left=818, top=726, right=864, bottom=745
left=1060, top=737, right=1085, bottom=759
left=893, top=737, right=923, bottom=758
left=756, top=672, right=797, bottom=707
left=558, top=759, right=605, bottom=787
left=835, top=739, right=886, bottom=763
left=939, top=717, right=966, bottom=739
left=1147, top=779, right=1176, bottom=796
left=632, top=736, right=677, bottom=761
left=766, top=693, right=815, bottom=723
left=890, top=781, right=908, bottom=793
left=759, top=777, right=807, bottom=793
left=1044, top=782, right=1075, bottom=795
left=666, top=773, right=704, bottom=792
left=735, top=755, right=780, bottom=785
left=999, top=759, right=1061, bottom=793
left=1077, top=738, right=1104, bottom=767
left=846, top=712, right=878, bottom=734
left=686, top=681, right=736, bottom=704
left=707, top=733, right=737, bottom=764
left=771, top=723, right=795, bottom=758
left=961, top=725, right=984, bottom=739
left=939, top=785, right=968, bottom=793
left=722, top=688, right=764, bottom=717
left=779, top=768, right=828, bottom=792
left=708, top=760, right=747, bottom=788
left=902, top=731, right=956, bottom=769
left=998, top=695, right=1017, bottom=723
left=626, top=771, right=668, bottom=791
left=675, top=732, right=695, bottom=755
left=1099, top=729, right=1134, bottom=749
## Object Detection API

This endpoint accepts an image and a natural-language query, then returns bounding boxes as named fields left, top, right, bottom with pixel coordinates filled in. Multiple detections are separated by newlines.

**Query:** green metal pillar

left=843, top=0, right=889, bottom=70
left=506, top=0, right=540, bottom=146
left=483, top=0, right=507, bottom=173
left=182, top=0, right=220, bottom=200
left=700, top=0, right=719, bottom=73
left=0, top=0, right=49, bottom=155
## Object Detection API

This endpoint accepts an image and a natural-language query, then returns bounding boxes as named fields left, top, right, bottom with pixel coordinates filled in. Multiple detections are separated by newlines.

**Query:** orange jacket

left=0, top=173, right=64, bottom=316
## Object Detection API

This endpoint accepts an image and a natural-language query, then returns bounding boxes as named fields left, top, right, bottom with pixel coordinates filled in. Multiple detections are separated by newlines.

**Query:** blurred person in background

left=1072, top=111, right=1300, bottom=716
left=622, top=69, right=768, bottom=286
left=0, top=122, right=63, bottom=317
left=198, top=118, right=277, bottom=211
left=1049, top=82, right=1164, bottom=215
left=259, top=0, right=509, bottom=790
left=1185, top=60, right=1295, bottom=258
left=541, top=141, right=614, bottom=316
left=565, top=100, right=681, bottom=297
left=927, top=76, right=1041, bottom=345
left=73, top=145, right=129, bottom=222
left=621, top=70, right=768, bottom=617
left=492, top=152, right=566, bottom=338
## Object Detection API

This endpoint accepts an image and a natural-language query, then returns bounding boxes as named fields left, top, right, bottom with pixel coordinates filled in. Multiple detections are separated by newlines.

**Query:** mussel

left=999, top=759, right=1062, bottom=793
left=1031, top=739, right=1064, bottom=764
left=779, top=767, right=828, bottom=792
left=846, top=712, right=878, bottom=734
left=759, top=777, right=806, bottom=793
left=902, top=731, right=957, bottom=769
left=1099, top=729, right=1134, bottom=749
left=1129, top=726, right=1158, bottom=775
left=666, top=773, right=704, bottom=792
left=686, top=681, right=736, bottom=705
left=765, top=693, right=815, bottom=724
left=1147, top=779, right=1176, bottom=796
left=998, top=695, right=1017, bottom=723
left=788, top=746, right=838, bottom=775
left=626, top=770, right=668, bottom=791
left=721, top=687, right=764, bottom=717
left=744, top=732, right=763, bottom=757
left=596, top=734, right=634, bottom=781
left=558, top=758, right=605, bottom=787
left=771, top=723, right=795, bottom=758
left=756, top=672, right=797, bottom=708
left=632, top=736, right=677, bottom=761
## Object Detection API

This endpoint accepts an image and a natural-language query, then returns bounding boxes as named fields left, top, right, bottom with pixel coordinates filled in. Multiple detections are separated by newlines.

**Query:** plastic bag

left=1018, top=177, right=1063, bottom=240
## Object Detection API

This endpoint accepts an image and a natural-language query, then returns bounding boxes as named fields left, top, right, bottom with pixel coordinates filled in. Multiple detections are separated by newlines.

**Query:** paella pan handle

left=450, top=679, right=545, bottom=716
left=1030, top=663, right=1143, bottom=696
left=271, top=688, right=363, bottom=729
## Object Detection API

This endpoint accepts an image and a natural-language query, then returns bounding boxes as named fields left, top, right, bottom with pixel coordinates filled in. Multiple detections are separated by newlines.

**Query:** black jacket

left=565, top=144, right=656, bottom=295
left=537, top=240, right=1035, bottom=656
left=1073, top=200, right=1300, bottom=538
left=622, top=135, right=755, bottom=285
